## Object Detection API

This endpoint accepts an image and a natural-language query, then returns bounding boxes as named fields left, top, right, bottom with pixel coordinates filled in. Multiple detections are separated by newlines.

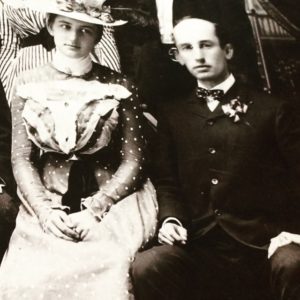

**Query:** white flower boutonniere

left=221, top=99, right=248, bottom=123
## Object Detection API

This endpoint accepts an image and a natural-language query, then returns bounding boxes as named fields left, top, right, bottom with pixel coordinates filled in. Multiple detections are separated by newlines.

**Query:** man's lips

left=193, top=65, right=210, bottom=70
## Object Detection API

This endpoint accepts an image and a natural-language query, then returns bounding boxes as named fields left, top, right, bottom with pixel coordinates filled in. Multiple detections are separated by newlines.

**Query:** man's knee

left=132, top=245, right=193, bottom=300
left=271, top=243, right=300, bottom=278
left=132, top=245, right=190, bottom=280
left=270, top=243, right=300, bottom=300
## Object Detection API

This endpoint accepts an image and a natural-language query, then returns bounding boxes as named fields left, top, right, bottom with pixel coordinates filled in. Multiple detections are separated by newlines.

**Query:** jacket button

left=214, top=209, right=222, bottom=216
left=207, top=120, right=214, bottom=126
left=208, top=147, right=216, bottom=154
left=211, top=178, right=218, bottom=185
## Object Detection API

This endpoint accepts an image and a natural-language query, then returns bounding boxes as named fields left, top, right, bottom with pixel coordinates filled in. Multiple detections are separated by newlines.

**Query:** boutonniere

left=221, top=98, right=248, bottom=123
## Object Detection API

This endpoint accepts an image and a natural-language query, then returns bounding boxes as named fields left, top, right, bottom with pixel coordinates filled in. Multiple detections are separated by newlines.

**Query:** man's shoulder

left=236, top=83, right=288, bottom=109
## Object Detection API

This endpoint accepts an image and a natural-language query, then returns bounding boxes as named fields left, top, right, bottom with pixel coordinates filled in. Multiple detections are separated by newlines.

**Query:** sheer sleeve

left=82, top=80, right=147, bottom=218
left=11, top=78, right=63, bottom=221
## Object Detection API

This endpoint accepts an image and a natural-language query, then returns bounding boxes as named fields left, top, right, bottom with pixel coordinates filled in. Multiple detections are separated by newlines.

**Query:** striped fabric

left=96, top=26, right=121, bottom=73
left=2, top=3, right=121, bottom=103
left=0, top=1, right=20, bottom=95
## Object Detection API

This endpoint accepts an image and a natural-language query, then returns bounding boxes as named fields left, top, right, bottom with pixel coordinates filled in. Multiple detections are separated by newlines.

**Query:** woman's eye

left=81, top=28, right=92, bottom=35
left=60, top=24, right=70, bottom=30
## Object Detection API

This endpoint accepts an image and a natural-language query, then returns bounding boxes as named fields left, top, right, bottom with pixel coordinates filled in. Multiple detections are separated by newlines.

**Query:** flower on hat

left=55, top=0, right=115, bottom=23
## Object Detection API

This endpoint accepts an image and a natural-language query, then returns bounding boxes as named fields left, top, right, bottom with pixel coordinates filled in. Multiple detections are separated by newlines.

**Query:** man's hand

left=158, top=222, right=187, bottom=245
left=42, top=209, right=80, bottom=242
left=268, top=231, right=300, bottom=258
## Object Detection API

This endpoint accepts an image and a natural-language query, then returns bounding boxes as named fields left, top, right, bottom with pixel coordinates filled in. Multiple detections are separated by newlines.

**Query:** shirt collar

left=197, top=74, right=235, bottom=94
left=52, top=50, right=93, bottom=77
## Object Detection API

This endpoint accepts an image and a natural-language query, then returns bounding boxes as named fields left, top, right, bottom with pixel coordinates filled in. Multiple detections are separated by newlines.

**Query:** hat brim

left=22, top=0, right=127, bottom=26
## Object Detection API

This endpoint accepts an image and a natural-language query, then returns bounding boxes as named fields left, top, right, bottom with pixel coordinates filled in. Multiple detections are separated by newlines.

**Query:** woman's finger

left=50, top=216, right=80, bottom=240
left=46, top=222, right=75, bottom=241
left=79, top=228, right=89, bottom=240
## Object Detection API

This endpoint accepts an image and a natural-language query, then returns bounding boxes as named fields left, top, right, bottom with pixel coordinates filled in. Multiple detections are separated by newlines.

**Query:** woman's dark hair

left=46, top=13, right=104, bottom=42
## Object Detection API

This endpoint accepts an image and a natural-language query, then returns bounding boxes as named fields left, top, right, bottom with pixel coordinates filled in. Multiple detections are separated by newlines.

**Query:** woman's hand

left=69, top=209, right=97, bottom=241
left=82, top=193, right=114, bottom=220
left=41, top=209, right=80, bottom=242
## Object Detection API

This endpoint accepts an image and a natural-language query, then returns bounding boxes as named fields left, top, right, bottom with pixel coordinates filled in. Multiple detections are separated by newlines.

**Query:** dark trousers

left=132, top=226, right=300, bottom=300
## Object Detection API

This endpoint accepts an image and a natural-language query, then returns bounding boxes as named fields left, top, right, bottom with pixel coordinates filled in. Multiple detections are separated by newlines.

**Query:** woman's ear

left=224, top=43, right=234, bottom=60
left=46, top=20, right=54, bottom=37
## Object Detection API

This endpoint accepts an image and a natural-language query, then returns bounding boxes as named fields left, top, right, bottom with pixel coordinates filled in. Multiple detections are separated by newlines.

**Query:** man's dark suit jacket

left=155, top=82, right=300, bottom=248
left=0, top=80, right=18, bottom=260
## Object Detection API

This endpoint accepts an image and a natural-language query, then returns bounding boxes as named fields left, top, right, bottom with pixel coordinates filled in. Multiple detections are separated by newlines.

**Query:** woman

left=2, top=0, right=121, bottom=103
left=0, top=0, right=157, bottom=299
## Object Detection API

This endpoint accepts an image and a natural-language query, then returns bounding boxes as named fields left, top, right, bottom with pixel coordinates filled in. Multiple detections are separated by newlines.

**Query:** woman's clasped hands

left=41, top=209, right=96, bottom=242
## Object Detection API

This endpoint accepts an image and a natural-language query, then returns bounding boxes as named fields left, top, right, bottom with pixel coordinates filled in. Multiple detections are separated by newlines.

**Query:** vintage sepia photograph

left=0, top=0, right=299, bottom=299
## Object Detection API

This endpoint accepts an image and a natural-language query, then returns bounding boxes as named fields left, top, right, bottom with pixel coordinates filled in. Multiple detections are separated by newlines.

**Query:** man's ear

left=168, top=47, right=185, bottom=65
left=224, top=43, right=234, bottom=60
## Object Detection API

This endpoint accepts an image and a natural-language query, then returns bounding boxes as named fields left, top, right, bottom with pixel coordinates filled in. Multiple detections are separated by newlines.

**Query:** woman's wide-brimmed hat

left=19, top=0, right=126, bottom=26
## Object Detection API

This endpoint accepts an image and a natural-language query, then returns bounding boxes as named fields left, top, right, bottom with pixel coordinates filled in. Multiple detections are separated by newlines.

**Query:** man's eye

left=181, top=45, right=192, bottom=51
left=201, top=43, right=212, bottom=48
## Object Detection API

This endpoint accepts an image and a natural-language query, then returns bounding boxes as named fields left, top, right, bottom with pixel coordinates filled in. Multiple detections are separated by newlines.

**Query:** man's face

left=174, top=19, right=233, bottom=87
left=47, top=15, right=100, bottom=59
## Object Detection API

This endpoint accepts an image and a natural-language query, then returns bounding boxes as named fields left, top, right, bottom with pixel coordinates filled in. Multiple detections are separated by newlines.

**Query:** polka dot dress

left=0, top=63, right=157, bottom=300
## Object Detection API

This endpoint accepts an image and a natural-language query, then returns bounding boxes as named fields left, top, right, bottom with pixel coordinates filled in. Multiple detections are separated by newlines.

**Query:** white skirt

left=0, top=179, right=157, bottom=300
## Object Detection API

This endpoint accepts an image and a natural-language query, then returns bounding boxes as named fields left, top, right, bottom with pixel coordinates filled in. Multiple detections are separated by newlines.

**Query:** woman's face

left=47, top=15, right=100, bottom=59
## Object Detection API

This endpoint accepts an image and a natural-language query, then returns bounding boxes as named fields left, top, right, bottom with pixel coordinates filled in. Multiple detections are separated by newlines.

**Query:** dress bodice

left=11, top=63, right=146, bottom=217
left=17, top=77, right=131, bottom=156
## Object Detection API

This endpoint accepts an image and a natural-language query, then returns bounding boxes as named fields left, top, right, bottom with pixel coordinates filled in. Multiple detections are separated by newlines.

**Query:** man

left=0, top=79, right=18, bottom=261
left=132, top=17, right=300, bottom=300
left=109, top=0, right=260, bottom=113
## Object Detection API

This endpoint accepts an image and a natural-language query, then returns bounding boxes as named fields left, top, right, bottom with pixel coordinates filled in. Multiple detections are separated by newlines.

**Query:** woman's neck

left=52, top=51, right=93, bottom=76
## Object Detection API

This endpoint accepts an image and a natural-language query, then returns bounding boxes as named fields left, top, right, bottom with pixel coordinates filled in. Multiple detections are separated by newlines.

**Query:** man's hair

left=174, top=16, right=233, bottom=49
left=46, top=13, right=104, bottom=42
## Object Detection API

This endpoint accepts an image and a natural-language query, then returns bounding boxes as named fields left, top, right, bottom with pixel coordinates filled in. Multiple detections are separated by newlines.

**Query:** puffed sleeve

left=11, top=77, right=64, bottom=222
left=82, top=78, right=147, bottom=219
left=3, top=2, right=46, bottom=38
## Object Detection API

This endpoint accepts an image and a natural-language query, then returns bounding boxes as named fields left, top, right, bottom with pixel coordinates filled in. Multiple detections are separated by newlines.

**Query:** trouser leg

left=270, top=243, right=300, bottom=300
left=132, top=244, right=194, bottom=300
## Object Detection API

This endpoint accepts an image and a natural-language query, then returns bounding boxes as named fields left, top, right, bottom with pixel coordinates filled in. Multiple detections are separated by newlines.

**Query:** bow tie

left=196, top=87, right=224, bottom=102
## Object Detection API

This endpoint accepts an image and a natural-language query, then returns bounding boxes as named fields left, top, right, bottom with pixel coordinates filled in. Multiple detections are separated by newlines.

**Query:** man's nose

left=193, top=47, right=205, bottom=61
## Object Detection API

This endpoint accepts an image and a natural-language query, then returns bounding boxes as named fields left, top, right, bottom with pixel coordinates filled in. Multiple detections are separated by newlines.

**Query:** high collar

left=51, top=51, right=93, bottom=77
left=197, top=74, right=236, bottom=94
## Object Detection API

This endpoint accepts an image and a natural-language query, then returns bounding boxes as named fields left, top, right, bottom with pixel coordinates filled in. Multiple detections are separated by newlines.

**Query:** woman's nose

left=68, top=30, right=79, bottom=42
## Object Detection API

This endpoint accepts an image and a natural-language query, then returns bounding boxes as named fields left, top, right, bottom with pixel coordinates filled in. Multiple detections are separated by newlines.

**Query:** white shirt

left=155, top=0, right=174, bottom=44
left=198, top=74, right=236, bottom=112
